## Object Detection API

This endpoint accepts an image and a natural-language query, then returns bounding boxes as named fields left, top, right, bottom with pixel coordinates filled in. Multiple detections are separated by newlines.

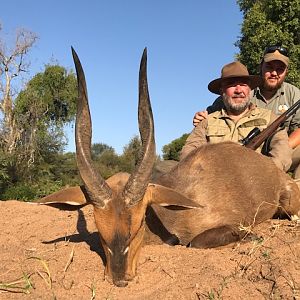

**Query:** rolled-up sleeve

left=180, top=119, right=208, bottom=160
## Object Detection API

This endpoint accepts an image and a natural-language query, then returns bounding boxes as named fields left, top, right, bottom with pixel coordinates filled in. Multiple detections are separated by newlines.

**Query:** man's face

left=261, top=60, right=287, bottom=91
left=221, top=79, right=251, bottom=115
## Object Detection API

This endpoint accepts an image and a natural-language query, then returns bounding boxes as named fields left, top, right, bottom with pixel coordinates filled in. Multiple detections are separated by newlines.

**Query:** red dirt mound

left=1, top=200, right=300, bottom=299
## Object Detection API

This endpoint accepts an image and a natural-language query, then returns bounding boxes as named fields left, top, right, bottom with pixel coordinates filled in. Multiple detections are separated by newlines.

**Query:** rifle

left=241, top=98, right=300, bottom=150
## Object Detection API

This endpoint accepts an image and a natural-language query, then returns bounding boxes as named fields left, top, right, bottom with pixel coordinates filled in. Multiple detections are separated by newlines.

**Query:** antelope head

left=72, top=47, right=156, bottom=287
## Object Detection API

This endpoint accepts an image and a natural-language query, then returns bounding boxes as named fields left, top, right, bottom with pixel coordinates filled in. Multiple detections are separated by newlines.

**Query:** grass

left=63, top=245, right=75, bottom=273
left=0, top=248, right=76, bottom=295
left=27, top=256, right=52, bottom=288
left=0, top=253, right=54, bottom=295
left=199, top=216, right=300, bottom=299
left=87, top=282, right=96, bottom=300
left=0, top=272, right=34, bottom=294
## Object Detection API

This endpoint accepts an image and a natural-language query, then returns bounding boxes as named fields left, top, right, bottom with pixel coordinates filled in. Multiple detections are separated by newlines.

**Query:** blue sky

left=1, top=1, right=243, bottom=155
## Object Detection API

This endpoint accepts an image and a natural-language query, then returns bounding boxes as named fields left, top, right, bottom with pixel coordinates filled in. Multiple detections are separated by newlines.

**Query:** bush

left=162, top=133, right=189, bottom=161
left=1, top=184, right=37, bottom=201
left=34, top=179, right=65, bottom=199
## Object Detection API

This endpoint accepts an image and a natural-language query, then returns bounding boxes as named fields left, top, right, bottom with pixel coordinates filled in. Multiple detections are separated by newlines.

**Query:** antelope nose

left=114, top=279, right=128, bottom=287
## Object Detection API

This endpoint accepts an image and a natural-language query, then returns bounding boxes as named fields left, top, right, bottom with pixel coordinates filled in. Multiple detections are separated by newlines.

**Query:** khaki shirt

left=181, top=105, right=292, bottom=171
left=252, top=82, right=300, bottom=134
left=207, top=82, right=300, bottom=134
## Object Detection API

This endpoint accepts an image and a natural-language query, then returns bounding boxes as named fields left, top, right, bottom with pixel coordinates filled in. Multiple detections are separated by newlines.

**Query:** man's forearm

left=180, top=122, right=208, bottom=160
left=269, top=129, right=292, bottom=172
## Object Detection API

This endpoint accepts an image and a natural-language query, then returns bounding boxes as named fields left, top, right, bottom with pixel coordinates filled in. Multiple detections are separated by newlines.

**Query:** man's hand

left=193, top=110, right=208, bottom=127
left=288, top=128, right=300, bottom=149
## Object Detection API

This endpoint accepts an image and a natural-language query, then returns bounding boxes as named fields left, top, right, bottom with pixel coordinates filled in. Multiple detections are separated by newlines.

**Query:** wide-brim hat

left=208, top=61, right=261, bottom=95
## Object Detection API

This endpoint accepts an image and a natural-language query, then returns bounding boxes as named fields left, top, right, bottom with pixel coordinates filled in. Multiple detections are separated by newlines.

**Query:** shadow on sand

left=41, top=205, right=106, bottom=265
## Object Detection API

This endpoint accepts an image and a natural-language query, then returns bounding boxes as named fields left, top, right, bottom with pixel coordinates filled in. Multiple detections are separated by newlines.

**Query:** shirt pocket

left=238, top=119, right=268, bottom=138
left=241, top=119, right=268, bottom=128
left=206, top=125, right=230, bottom=137
left=206, top=125, right=230, bottom=143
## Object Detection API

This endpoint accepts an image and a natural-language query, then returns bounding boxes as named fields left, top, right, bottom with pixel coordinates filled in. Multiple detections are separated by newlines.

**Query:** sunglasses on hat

left=264, top=45, right=289, bottom=57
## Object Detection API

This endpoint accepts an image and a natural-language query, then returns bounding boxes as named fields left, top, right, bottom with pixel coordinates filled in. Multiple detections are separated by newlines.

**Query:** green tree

left=0, top=24, right=80, bottom=200
left=162, top=133, right=189, bottom=161
left=13, top=64, right=77, bottom=168
left=120, top=135, right=142, bottom=173
left=93, top=147, right=123, bottom=179
left=92, top=143, right=114, bottom=160
left=0, top=64, right=77, bottom=200
left=236, top=0, right=300, bottom=87
left=0, top=150, right=9, bottom=193
left=1, top=151, right=81, bottom=200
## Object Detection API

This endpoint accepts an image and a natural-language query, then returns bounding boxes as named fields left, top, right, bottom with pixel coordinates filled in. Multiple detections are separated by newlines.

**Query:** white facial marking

left=107, top=247, right=113, bottom=256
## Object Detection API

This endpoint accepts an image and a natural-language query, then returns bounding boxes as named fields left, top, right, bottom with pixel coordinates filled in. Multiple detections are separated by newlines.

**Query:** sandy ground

left=1, top=200, right=300, bottom=300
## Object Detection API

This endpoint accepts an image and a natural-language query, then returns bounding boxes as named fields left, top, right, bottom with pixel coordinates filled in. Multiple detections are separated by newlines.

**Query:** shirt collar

left=218, top=102, right=257, bottom=118
left=253, top=83, right=285, bottom=101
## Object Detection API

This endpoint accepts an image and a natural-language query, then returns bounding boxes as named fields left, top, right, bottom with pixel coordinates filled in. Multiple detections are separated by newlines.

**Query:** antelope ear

left=145, top=183, right=203, bottom=209
left=33, top=186, right=89, bottom=206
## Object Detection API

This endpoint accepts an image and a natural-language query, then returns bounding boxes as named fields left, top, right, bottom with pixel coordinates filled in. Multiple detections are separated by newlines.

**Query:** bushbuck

left=35, top=48, right=300, bottom=287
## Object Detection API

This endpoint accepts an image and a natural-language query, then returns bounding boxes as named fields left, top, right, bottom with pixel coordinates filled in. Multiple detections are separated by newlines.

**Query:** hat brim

left=264, top=55, right=289, bottom=66
left=208, top=75, right=261, bottom=95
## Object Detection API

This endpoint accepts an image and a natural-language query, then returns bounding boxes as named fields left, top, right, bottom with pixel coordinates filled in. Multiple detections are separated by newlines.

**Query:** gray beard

left=223, top=94, right=251, bottom=115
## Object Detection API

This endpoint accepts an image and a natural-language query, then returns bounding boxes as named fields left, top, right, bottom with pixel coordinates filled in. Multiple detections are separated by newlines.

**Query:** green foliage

left=92, top=143, right=114, bottom=160
left=0, top=64, right=79, bottom=201
left=0, top=151, right=10, bottom=193
left=0, top=26, right=81, bottom=201
left=1, top=184, right=37, bottom=201
left=0, top=146, right=80, bottom=200
left=93, top=148, right=123, bottom=179
left=90, top=137, right=143, bottom=179
left=119, top=135, right=142, bottom=173
left=11, top=64, right=77, bottom=169
left=0, top=135, right=145, bottom=200
left=2, top=179, right=63, bottom=201
left=32, top=151, right=80, bottom=197
left=237, top=0, right=256, bottom=14
left=50, top=152, right=80, bottom=187
left=236, top=0, right=300, bottom=88
left=33, top=179, right=65, bottom=199
left=162, top=133, right=189, bottom=161
left=15, top=65, right=77, bottom=125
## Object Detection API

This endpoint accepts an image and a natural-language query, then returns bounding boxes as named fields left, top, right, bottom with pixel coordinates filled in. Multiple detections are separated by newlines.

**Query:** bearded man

left=181, top=61, right=292, bottom=172
left=192, top=46, right=300, bottom=177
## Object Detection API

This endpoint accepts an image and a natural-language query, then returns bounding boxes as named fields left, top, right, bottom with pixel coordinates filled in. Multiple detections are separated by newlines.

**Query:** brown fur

left=149, top=142, right=300, bottom=245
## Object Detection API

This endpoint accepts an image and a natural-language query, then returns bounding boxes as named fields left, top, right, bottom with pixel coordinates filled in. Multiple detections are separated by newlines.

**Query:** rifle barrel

left=244, top=98, right=300, bottom=150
